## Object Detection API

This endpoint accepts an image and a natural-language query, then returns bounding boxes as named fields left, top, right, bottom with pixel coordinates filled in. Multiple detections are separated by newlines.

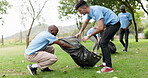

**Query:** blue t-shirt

left=118, top=12, right=132, bottom=28
left=25, top=31, right=58, bottom=55
left=87, top=27, right=100, bottom=37
left=87, top=6, right=119, bottom=26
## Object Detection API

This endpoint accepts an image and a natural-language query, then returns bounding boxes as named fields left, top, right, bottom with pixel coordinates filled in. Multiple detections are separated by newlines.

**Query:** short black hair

left=75, top=0, right=88, bottom=10
left=120, top=5, right=126, bottom=10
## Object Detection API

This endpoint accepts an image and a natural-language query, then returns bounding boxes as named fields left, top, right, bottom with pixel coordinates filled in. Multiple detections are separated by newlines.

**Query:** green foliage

left=58, top=0, right=140, bottom=19
left=0, top=0, right=11, bottom=25
left=87, top=0, right=140, bottom=14
left=58, top=0, right=84, bottom=30
left=58, top=0, right=78, bottom=20
left=143, top=17, right=148, bottom=29
left=0, top=0, right=11, bottom=14
left=134, top=11, right=145, bottom=33
left=58, top=0, right=141, bottom=33
left=144, top=28, right=148, bottom=39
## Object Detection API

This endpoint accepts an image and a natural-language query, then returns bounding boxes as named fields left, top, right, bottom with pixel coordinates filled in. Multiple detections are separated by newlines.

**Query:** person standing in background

left=118, top=5, right=132, bottom=52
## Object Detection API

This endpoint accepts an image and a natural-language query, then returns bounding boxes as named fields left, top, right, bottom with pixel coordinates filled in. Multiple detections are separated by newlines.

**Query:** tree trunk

left=26, top=18, right=35, bottom=48
left=118, top=0, right=138, bottom=42
left=131, top=12, right=138, bottom=42
left=125, top=0, right=138, bottom=42
left=20, top=30, right=22, bottom=43
left=1, top=35, right=4, bottom=45
left=24, top=0, right=48, bottom=47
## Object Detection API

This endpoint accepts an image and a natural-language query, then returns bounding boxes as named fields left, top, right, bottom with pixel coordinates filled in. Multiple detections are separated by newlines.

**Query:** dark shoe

left=27, top=64, right=37, bottom=75
left=123, top=49, right=127, bottom=52
left=41, top=67, right=53, bottom=72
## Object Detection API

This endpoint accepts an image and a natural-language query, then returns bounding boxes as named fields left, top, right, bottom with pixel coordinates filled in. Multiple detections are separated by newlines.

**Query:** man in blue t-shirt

left=87, top=27, right=100, bottom=54
left=24, top=25, right=73, bottom=75
left=75, top=0, right=120, bottom=73
left=118, top=5, right=132, bottom=52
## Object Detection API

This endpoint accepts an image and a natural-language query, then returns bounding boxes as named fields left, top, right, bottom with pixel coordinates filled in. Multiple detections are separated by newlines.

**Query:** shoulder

left=41, top=31, right=56, bottom=38
left=39, top=31, right=49, bottom=36
left=126, top=12, right=131, bottom=15
left=90, top=6, right=104, bottom=15
left=118, top=13, right=122, bottom=15
left=90, top=6, right=102, bottom=11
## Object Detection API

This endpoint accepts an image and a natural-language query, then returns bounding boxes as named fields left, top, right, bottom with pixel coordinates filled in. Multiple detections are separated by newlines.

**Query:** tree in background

left=0, top=0, right=11, bottom=24
left=134, top=11, right=145, bottom=33
left=58, top=0, right=148, bottom=42
left=20, top=0, right=48, bottom=47
left=136, top=0, right=148, bottom=15
left=89, top=0, right=140, bottom=42
left=0, top=0, right=11, bottom=45
left=117, top=0, right=140, bottom=42
left=58, top=0, right=83, bottom=30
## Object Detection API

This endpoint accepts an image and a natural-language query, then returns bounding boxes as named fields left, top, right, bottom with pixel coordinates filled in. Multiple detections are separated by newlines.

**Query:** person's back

left=87, top=6, right=119, bottom=26
left=25, top=31, right=57, bottom=55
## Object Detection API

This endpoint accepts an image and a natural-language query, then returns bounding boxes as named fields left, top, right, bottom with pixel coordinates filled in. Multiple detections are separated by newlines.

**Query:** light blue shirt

left=87, top=27, right=100, bottom=37
left=25, top=31, right=58, bottom=55
left=118, top=12, right=132, bottom=28
left=87, top=6, right=119, bottom=26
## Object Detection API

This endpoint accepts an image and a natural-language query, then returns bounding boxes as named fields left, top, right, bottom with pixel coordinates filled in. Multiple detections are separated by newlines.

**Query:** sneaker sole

left=96, top=70, right=114, bottom=73
left=27, top=65, right=34, bottom=75
left=108, top=70, right=114, bottom=73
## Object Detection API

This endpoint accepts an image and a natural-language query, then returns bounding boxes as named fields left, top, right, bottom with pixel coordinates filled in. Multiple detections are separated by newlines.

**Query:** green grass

left=0, top=39, right=148, bottom=78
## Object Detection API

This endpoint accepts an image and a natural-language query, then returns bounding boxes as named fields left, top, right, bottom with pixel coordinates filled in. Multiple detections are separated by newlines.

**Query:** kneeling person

left=24, top=25, right=73, bottom=75
left=87, top=27, right=101, bottom=54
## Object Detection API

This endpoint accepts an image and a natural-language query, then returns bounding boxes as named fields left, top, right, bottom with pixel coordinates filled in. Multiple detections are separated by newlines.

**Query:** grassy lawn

left=0, top=39, right=148, bottom=78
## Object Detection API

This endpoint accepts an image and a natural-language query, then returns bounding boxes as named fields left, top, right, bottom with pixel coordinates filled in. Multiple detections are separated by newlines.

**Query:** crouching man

left=24, top=25, right=73, bottom=75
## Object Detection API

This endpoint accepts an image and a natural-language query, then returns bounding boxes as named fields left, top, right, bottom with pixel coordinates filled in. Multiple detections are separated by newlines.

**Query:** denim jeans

left=99, top=22, right=120, bottom=67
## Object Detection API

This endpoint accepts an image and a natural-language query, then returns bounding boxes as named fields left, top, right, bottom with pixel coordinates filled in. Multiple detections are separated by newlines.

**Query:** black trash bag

left=59, top=37, right=101, bottom=67
left=108, top=41, right=116, bottom=54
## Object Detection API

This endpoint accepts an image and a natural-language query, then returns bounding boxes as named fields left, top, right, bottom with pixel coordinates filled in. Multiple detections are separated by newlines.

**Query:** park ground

left=0, top=39, right=148, bottom=78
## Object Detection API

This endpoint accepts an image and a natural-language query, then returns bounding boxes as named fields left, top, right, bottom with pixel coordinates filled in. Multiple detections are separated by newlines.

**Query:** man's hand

left=124, top=26, right=128, bottom=30
left=54, top=40, right=73, bottom=48
left=75, top=32, right=81, bottom=38
left=82, top=36, right=89, bottom=42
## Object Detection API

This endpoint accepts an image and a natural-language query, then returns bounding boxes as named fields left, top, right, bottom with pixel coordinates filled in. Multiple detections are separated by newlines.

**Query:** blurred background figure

left=118, top=5, right=132, bottom=52
left=87, top=27, right=101, bottom=54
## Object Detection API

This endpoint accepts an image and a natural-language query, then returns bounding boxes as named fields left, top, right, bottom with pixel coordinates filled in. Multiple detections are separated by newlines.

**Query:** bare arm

left=97, top=36, right=101, bottom=41
left=88, top=19, right=104, bottom=38
left=75, top=19, right=90, bottom=38
left=53, top=40, right=73, bottom=48
left=82, top=19, right=104, bottom=41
